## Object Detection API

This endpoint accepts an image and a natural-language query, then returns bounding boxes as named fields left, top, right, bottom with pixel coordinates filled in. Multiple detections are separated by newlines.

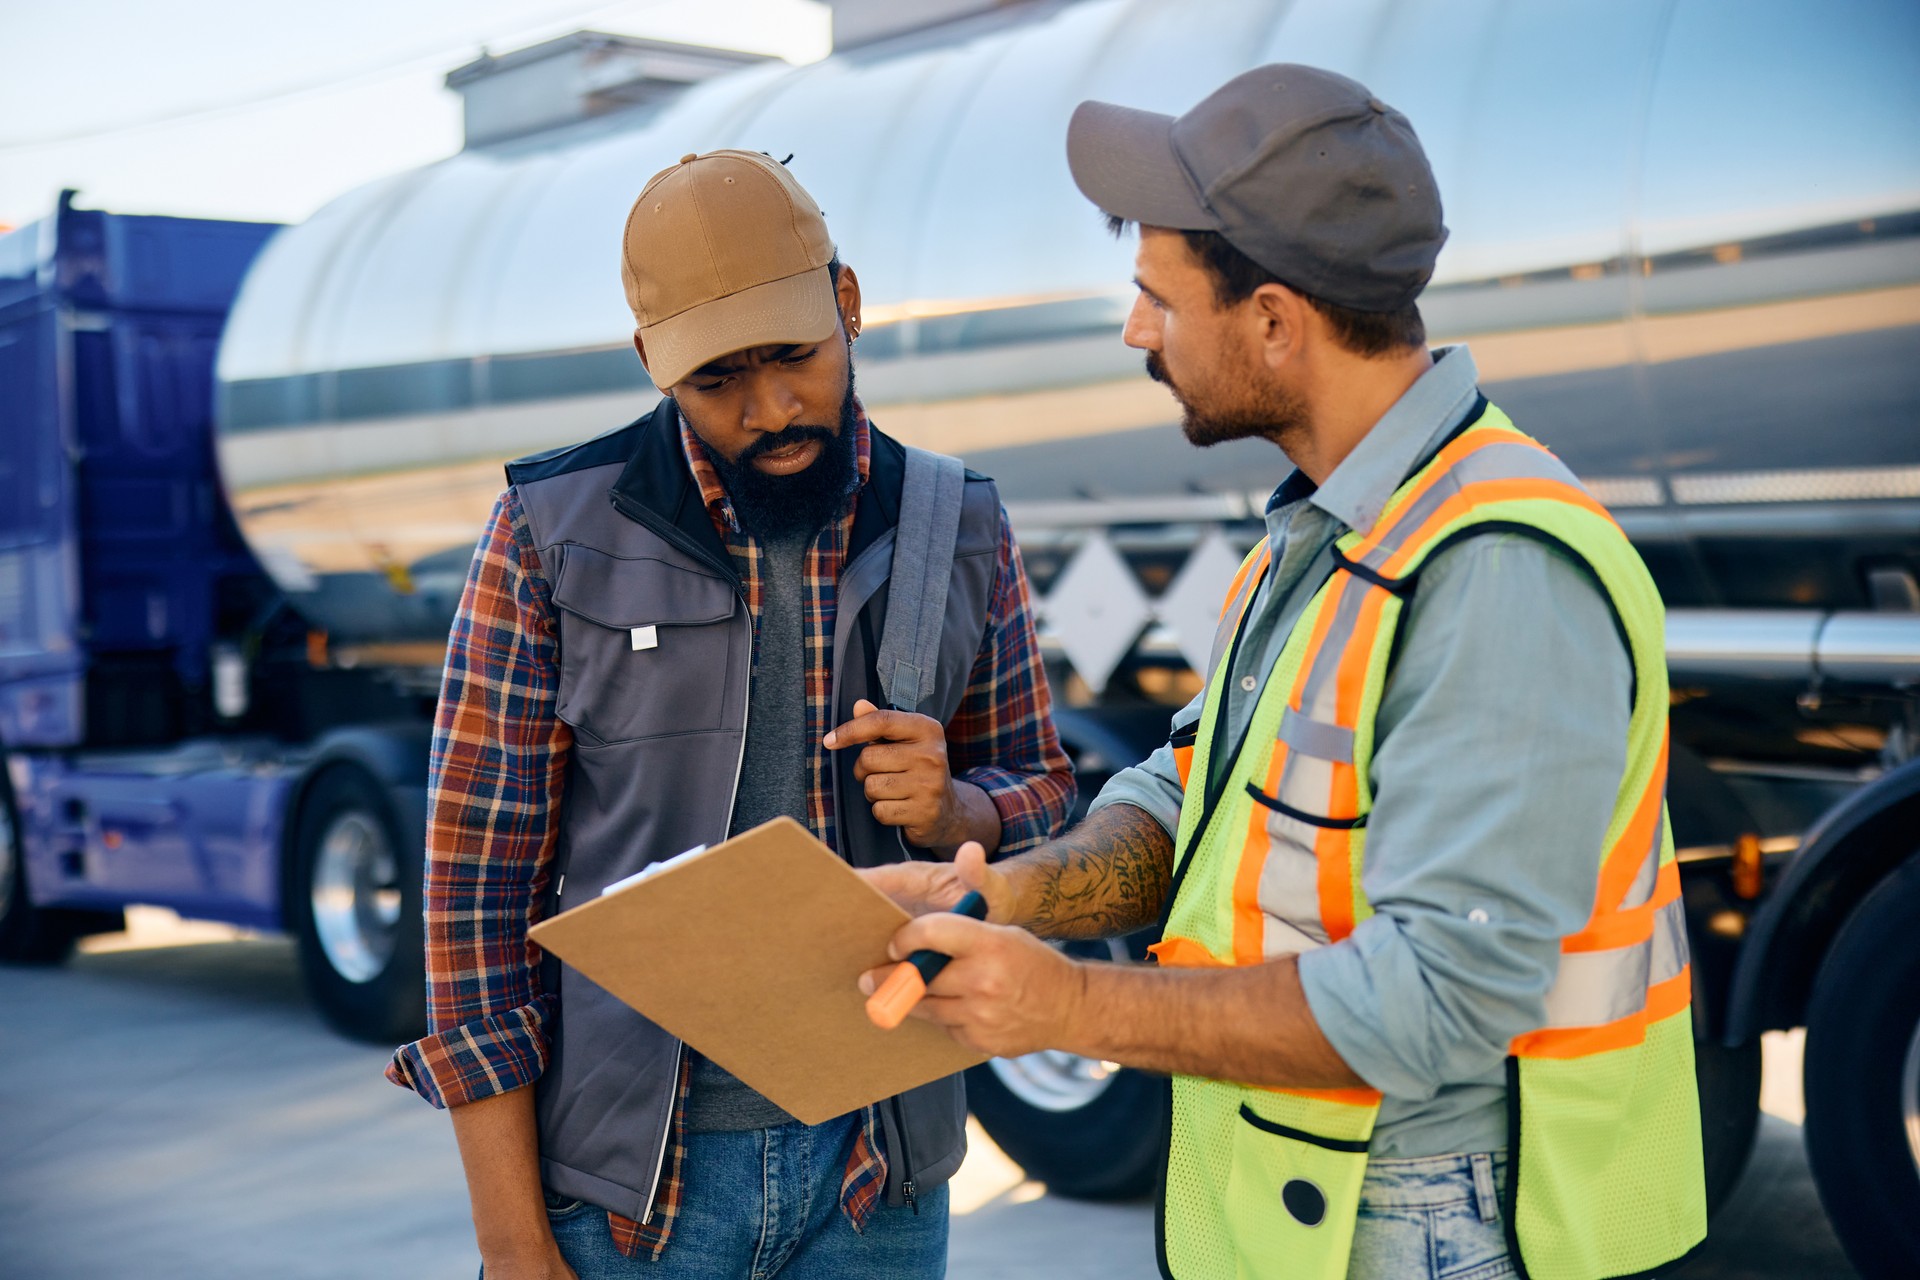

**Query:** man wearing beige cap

left=384, top=150, right=1073, bottom=1278
left=865, top=66, right=1706, bottom=1280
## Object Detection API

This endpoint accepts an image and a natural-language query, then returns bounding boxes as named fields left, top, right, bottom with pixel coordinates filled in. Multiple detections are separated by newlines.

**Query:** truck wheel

left=291, top=767, right=425, bottom=1043
left=1803, top=852, right=1920, bottom=1278
left=1694, top=1035, right=1761, bottom=1216
left=965, top=935, right=1167, bottom=1200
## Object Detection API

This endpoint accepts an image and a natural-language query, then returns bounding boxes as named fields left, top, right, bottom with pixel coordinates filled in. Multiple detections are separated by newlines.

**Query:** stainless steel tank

left=214, top=0, right=1920, bottom=655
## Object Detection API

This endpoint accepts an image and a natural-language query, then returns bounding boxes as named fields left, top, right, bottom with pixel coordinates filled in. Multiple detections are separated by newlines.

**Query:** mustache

left=1144, top=351, right=1171, bottom=387
left=737, top=423, right=836, bottom=463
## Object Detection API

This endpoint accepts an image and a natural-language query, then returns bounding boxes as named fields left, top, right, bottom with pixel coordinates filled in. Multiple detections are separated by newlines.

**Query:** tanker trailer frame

left=6, top=0, right=1920, bottom=1271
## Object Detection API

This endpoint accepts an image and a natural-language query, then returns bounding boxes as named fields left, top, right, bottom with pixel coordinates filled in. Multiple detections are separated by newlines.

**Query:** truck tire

left=965, top=934, right=1166, bottom=1200
left=291, top=766, right=425, bottom=1043
left=1803, top=852, right=1920, bottom=1278
left=1694, top=1035, right=1761, bottom=1217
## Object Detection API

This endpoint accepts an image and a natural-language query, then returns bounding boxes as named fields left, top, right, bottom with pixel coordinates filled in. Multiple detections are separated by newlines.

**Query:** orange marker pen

left=865, top=890, right=989, bottom=1029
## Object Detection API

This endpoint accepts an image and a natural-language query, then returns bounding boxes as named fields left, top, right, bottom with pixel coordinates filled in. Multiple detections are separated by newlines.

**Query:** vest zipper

left=639, top=1040, right=683, bottom=1226
left=889, top=1093, right=919, bottom=1213
left=639, top=575, right=753, bottom=1227
left=609, top=489, right=743, bottom=587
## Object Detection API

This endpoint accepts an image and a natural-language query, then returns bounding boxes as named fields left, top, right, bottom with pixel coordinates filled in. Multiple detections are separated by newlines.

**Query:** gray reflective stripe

left=1278, top=707, right=1354, bottom=763
left=1297, top=574, right=1373, bottom=725
left=1256, top=819, right=1332, bottom=952
left=1543, top=940, right=1652, bottom=1029
left=1540, top=895, right=1690, bottom=1029
left=1618, top=807, right=1664, bottom=912
left=1651, top=893, right=1690, bottom=984
left=1262, top=911, right=1329, bottom=958
left=1245, top=573, right=1369, bottom=954
left=1206, top=552, right=1267, bottom=680
left=1356, top=441, right=1581, bottom=573
left=1264, top=753, right=1338, bottom=842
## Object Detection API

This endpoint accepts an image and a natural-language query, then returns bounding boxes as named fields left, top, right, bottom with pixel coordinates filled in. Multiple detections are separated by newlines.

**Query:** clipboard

left=528, top=816, right=987, bottom=1125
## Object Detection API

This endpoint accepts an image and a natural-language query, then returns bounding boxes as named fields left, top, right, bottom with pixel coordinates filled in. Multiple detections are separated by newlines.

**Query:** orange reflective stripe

left=1290, top=572, right=1353, bottom=711
left=1359, top=427, right=1538, bottom=554
left=1313, top=824, right=1358, bottom=944
left=1510, top=965, right=1692, bottom=1059
left=1173, top=744, right=1195, bottom=789
left=1218, top=543, right=1272, bottom=624
left=1233, top=749, right=1289, bottom=965
left=1592, top=730, right=1669, bottom=915
left=1147, top=934, right=1227, bottom=967
left=1259, top=1082, right=1386, bottom=1107
left=1645, top=961, right=1692, bottom=1022
left=1563, top=859, right=1680, bottom=953
left=1377, top=478, right=1617, bottom=580
left=1311, top=584, right=1392, bottom=943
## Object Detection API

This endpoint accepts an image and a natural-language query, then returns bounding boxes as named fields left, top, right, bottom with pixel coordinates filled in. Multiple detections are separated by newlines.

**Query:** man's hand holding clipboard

left=858, top=841, right=1087, bottom=1060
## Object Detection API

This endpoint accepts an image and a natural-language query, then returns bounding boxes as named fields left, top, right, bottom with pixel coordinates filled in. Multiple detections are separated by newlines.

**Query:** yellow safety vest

left=1154, top=402, right=1707, bottom=1280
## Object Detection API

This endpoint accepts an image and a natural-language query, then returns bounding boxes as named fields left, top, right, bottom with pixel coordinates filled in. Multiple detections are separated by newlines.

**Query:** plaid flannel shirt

left=387, top=402, right=1074, bottom=1258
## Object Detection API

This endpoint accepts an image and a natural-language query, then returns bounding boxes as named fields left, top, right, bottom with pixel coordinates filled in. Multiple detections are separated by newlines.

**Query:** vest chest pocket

left=549, top=545, right=741, bottom=745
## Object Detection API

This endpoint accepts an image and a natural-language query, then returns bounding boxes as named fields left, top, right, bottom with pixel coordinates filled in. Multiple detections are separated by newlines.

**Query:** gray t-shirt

left=684, top=528, right=811, bottom=1133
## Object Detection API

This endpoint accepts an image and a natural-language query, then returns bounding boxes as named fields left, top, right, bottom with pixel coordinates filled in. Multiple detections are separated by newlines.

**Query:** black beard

left=1146, top=351, right=1307, bottom=450
left=706, top=379, right=861, bottom=541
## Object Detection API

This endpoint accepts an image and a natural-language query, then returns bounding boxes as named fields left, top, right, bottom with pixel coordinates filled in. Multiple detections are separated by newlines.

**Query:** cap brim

left=1066, top=100, right=1216, bottom=230
left=640, top=265, right=840, bottom=389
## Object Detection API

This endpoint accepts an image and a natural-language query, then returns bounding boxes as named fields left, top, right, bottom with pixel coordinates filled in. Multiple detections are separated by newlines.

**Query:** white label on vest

left=630, top=625, right=658, bottom=651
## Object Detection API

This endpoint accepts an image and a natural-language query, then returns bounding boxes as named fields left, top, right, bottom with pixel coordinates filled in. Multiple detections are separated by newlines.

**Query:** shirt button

left=1468, top=908, right=1490, bottom=924
left=1240, top=675, right=1259, bottom=693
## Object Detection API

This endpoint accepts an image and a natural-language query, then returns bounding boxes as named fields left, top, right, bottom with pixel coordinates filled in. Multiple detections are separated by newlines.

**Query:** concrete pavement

left=0, top=914, right=1856, bottom=1279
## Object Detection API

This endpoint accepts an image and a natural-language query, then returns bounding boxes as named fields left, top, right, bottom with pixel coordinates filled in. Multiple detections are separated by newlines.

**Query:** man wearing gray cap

left=864, top=66, right=1706, bottom=1280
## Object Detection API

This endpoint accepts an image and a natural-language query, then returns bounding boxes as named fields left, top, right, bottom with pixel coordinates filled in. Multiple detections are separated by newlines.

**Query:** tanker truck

left=2, top=0, right=1917, bottom=1272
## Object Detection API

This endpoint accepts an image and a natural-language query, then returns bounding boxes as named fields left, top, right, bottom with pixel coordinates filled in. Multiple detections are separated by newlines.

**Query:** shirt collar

left=1263, top=344, right=1483, bottom=536
left=678, top=398, right=874, bottom=537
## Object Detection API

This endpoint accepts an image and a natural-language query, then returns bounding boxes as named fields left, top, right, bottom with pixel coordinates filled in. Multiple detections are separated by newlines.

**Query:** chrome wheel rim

left=989, top=937, right=1129, bottom=1112
left=1902, top=1016, right=1920, bottom=1178
left=990, top=1048, right=1125, bottom=1112
left=310, top=811, right=401, bottom=983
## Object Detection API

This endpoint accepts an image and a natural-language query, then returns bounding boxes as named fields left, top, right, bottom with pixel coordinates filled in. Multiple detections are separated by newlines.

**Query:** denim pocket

left=1429, top=1195, right=1512, bottom=1280
left=541, top=1188, right=588, bottom=1218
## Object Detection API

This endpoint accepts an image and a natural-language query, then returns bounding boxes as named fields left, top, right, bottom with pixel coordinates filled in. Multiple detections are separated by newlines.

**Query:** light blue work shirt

left=1092, top=345, right=1632, bottom=1158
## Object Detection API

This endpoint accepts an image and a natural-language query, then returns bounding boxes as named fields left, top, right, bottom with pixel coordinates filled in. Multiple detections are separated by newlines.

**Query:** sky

left=0, top=0, right=830, bottom=230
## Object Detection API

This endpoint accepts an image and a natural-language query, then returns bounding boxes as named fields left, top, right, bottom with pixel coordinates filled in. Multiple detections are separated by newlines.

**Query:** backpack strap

left=877, top=446, right=968, bottom=713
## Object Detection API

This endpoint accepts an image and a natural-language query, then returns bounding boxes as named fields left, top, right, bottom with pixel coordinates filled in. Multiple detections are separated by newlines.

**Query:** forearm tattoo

left=1016, top=803, right=1176, bottom=940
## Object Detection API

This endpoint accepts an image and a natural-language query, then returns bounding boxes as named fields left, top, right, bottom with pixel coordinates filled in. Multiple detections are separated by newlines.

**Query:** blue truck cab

left=0, top=195, right=429, bottom=1040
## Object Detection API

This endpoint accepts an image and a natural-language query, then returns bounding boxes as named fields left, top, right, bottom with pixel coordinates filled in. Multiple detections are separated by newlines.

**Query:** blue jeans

left=1349, top=1152, right=1513, bottom=1280
left=531, top=1112, right=947, bottom=1279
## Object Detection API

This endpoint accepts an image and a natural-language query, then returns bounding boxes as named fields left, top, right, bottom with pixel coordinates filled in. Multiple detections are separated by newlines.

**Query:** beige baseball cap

left=620, top=149, right=840, bottom=389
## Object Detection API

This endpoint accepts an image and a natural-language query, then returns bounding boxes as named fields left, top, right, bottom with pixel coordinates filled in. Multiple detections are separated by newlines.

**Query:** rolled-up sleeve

left=1086, top=688, right=1202, bottom=836
left=946, top=513, right=1076, bottom=855
left=385, top=488, right=571, bottom=1109
left=1297, top=535, right=1631, bottom=1101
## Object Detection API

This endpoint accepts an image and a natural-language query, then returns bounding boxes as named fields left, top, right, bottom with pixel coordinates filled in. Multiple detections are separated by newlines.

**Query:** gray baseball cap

left=1066, top=64, right=1446, bottom=312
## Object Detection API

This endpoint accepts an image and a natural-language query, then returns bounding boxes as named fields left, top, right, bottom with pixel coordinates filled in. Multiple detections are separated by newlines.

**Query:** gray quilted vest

left=506, top=398, right=1004, bottom=1223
